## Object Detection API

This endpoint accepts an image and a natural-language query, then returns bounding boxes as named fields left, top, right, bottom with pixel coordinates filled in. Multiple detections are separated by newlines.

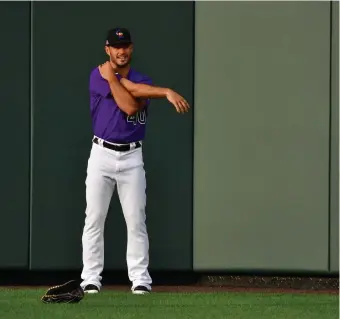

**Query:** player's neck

left=110, top=61, right=130, bottom=78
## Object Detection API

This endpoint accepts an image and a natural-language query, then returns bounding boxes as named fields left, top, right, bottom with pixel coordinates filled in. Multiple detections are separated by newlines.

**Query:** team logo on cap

left=116, top=30, right=124, bottom=39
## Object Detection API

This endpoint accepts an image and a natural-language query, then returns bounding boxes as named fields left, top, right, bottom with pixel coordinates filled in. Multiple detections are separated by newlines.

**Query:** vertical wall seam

left=327, top=0, right=333, bottom=273
left=29, top=0, right=34, bottom=270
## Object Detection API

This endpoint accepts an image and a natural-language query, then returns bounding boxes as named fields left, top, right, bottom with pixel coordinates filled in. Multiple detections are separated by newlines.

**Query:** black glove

left=41, top=280, right=85, bottom=304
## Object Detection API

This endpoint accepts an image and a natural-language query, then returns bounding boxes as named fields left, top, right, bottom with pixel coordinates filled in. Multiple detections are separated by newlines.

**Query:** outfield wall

left=0, top=1, right=338, bottom=275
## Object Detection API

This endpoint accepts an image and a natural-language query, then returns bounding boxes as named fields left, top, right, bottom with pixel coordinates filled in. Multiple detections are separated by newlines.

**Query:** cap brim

left=106, top=40, right=132, bottom=46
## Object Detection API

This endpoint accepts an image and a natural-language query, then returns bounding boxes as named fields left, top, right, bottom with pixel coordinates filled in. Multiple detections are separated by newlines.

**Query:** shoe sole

left=132, top=290, right=150, bottom=295
left=84, top=290, right=99, bottom=294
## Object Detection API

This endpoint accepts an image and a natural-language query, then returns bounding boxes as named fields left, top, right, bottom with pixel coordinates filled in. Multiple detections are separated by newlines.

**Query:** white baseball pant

left=80, top=139, right=152, bottom=291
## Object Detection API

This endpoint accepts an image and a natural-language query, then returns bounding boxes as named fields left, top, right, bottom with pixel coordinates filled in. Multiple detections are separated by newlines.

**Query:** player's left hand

left=98, top=62, right=115, bottom=82
left=166, top=89, right=190, bottom=114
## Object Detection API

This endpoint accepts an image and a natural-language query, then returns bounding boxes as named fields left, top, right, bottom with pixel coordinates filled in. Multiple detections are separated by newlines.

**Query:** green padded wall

left=194, top=1, right=330, bottom=272
left=330, top=1, right=339, bottom=273
left=30, top=2, right=193, bottom=270
left=0, top=2, right=30, bottom=268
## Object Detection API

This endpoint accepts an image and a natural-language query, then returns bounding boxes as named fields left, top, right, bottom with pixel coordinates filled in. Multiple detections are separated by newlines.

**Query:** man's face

left=105, top=43, right=133, bottom=68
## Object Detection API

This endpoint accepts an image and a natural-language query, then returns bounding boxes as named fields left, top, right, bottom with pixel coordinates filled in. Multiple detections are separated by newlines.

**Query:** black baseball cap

left=106, top=27, right=132, bottom=46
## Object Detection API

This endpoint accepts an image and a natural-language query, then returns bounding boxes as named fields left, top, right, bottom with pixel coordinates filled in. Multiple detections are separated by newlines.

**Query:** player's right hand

left=98, top=61, right=115, bottom=82
left=166, top=89, right=190, bottom=114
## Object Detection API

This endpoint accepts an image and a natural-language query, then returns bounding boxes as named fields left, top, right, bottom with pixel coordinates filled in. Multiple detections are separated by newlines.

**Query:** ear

left=104, top=46, right=110, bottom=56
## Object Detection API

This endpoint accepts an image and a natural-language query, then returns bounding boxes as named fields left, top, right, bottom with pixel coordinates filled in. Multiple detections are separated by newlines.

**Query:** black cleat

left=83, top=284, right=99, bottom=294
left=132, top=285, right=151, bottom=295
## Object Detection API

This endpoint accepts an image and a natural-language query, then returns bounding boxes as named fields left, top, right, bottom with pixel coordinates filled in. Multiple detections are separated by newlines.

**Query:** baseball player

left=80, top=27, right=190, bottom=295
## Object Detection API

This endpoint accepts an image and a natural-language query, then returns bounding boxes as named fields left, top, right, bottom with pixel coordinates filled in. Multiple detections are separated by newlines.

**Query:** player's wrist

left=165, top=88, right=173, bottom=98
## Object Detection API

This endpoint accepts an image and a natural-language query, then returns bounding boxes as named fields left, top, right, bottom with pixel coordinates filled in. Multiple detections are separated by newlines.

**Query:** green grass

left=0, top=288, right=338, bottom=319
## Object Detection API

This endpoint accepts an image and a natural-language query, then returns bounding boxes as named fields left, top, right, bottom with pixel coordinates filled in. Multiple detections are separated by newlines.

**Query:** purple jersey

left=89, top=67, right=152, bottom=143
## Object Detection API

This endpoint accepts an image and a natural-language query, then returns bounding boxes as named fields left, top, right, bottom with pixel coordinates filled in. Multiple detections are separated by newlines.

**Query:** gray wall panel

left=194, top=1, right=330, bottom=272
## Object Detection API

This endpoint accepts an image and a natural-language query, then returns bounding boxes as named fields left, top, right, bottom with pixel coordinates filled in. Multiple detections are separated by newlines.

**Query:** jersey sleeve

left=138, top=74, right=153, bottom=86
left=89, top=67, right=111, bottom=97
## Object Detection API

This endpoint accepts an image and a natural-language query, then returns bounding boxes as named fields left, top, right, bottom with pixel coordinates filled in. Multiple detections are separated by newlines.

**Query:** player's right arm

left=120, top=78, right=190, bottom=114
left=89, top=65, right=139, bottom=116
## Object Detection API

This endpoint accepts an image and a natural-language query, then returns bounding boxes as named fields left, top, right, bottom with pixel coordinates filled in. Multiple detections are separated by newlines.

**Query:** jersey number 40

left=127, top=109, right=146, bottom=125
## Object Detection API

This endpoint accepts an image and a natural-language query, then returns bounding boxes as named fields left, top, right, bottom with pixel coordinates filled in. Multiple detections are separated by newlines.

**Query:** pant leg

left=81, top=144, right=116, bottom=289
left=116, top=148, right=152, bottom=290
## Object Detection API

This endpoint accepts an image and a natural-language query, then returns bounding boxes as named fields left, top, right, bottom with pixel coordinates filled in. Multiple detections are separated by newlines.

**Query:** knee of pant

left=126, top=219, right=147, bottom=235
left=84, top=216, right=105, bottom=233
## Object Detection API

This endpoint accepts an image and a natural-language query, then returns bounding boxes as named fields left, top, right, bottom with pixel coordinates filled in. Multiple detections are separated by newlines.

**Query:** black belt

left=93, top=137, right=141, bottom=152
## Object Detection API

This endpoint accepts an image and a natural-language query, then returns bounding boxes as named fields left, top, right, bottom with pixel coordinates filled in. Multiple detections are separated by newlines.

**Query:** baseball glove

left=41, top=280, right=84, bottom=304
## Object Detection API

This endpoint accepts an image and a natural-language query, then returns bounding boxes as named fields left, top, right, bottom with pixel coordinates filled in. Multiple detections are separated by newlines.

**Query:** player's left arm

left=120, top=77, right=164, bottom=99
left=120, top=77, right=190, bottom=114
left=111, top=74, right=151, bottom=111
left=120, top=75, right=153, bottom=110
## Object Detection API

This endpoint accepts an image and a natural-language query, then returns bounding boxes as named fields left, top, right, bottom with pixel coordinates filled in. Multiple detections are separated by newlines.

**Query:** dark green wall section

left=30, top=2, right=193, bottom=270
left=330, top=1, right=339, bottom=273
left=0, top=2, right=30, bottom=268
left=193, top=1, right=331, bottom=272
